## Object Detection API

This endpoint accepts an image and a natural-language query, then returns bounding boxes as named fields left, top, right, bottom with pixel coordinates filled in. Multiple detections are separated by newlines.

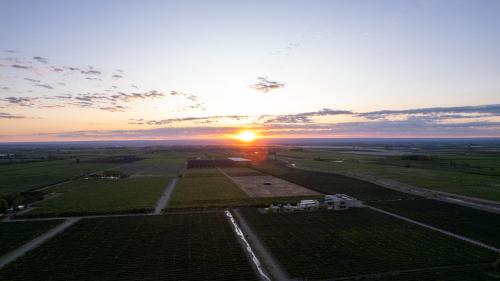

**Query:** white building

left=297, top=199, right=320, bottom=210
left=324, top=194, right=362, bottom=210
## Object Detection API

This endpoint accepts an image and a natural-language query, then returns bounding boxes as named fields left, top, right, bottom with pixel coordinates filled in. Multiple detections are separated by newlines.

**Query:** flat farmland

left=254, top=160, right=412, bottom=201
left=240, top=208, right=499, bottom=280
left=0, top=220, right=63, bottom=256
left=0, top=160, right=115, bottom=196
left=230, top=175, right=321, bottom=197
left=115, top=158, right=185, bottom=177
left=184, top=168, right=223, bottom=177
left=371, top=199, right=500, bottom=248
left=168, top=169, right=249, bottom=208
left=0, top=213, right=258, bottom=281
left=23, top=177, right=171, bottom=217
left=280, top=149, right=500, bottom=201
left=220, top=167, right=264, bottom=177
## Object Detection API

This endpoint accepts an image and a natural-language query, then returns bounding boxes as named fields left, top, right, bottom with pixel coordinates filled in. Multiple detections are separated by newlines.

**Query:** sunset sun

left=235, top=131, right=258, bottom=142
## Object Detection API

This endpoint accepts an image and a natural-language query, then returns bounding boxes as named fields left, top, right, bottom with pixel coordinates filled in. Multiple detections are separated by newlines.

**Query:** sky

left=1, top=0, right=500, bottom=142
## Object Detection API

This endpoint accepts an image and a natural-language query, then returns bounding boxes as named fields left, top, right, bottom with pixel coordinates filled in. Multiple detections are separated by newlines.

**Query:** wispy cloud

left=250, top=77, right=285, bottom=93
left=33, top=56, right=48, bottom=63
left=24, top=78, right=40, bottom=83
left=359, top=104, right=500, bottom=120
left=1, top=96, right=37, bottom=107
left=261, top=108, right=353, bottom=124
left=11, top=64, right=31, bottom=69
left=130, top=115, right=249, bottom=125
left=0, top=112, right=25, bottom=119
left=34, top=84, right=54, bottom=90
left=80, top=69, right=101, bottom=75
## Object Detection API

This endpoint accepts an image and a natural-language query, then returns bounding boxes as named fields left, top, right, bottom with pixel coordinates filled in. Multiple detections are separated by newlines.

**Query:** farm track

left=232, top=208, right=290, bottom=281
left=366, top=205, right=500, bottom=253
left=0, top=217, right=80, bottom=268
left=282, top=158, right=500, bottom=214
left=154, top=178, right=178, bottom=214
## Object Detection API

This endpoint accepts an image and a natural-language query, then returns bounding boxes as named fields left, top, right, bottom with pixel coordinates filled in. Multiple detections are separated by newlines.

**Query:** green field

left=114, top=158, right=185, bottom=177
left=240, top=207, right=499, bottom=280
left=0, top=213, right=258, bottom=281
left=254, top=160, right=413, bottom=201
left=371, top=199, right=500, bottom=248
left=0, top=160, right=115, bottom=196
left=279, top=149, right=500, bottom=201
left=168, top=169, right=250, bottom=208
left=0, top=220, right=63, bottom=256
left=23, top=177, right=171, bottom=217
left=220, top=167, right=264, bottom=177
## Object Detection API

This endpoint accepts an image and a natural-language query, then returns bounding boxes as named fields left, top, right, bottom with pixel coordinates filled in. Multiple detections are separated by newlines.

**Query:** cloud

left=33, top=56, right=48, bottom=63
left=4, top=50, right=17, bottom=53
left=359, top=104, right=500, bottom=120
left=85, top=77, right=102, bottom=81
left=100, top=105, right=127, bottom=112
left=261, top=108, right=353, bottom=123
left=11, top=64, right=31, bottom=69
left=36, top=126, right=240, bottom=139
left=50, top=66, right=64, bottom=72
left=1, top=96, right=37, bottom=106
left=112, top=74, right=123, bottom=79
left=64, top=66, right=80, bottom=71
left=131, top=115, right=249, bottom=125
left=1, top=86, right=10, bottom=91
left=24, top=78, right=40, bottom=83
left=250, top=77, right=285, bottom=93
left=80, top=69, right=101, bottom=75
left=34, top=84, right=54, bottom=90
left=0, top=112, right=25, bottom=119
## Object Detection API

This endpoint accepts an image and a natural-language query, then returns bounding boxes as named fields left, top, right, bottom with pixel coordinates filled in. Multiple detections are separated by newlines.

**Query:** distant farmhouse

left=187, top=157, right=252, bottom=168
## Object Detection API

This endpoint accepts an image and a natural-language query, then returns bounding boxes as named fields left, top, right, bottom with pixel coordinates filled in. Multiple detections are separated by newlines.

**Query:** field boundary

left=225, top=210, right=271, bottom=281
left=0, top=218, right=80, bottom=268
left=366, top=205, right=500, bottom=253
left=232, top=208, right=290, bottom=281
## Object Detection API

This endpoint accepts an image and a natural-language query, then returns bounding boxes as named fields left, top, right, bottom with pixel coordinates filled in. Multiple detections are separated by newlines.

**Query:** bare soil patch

left=231, top=175, right=320, bottom=198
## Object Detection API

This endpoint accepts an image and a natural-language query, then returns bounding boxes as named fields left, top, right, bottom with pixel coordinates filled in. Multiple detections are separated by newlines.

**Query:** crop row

left=0, top=220, right=63, bottom=256
left=240, top=207, right=498, bottom=280
left=23, top=176, right=171, bottom=217
left=0, top=213, right=258, bottom=281
left=370, top=198, right=500, bottom=248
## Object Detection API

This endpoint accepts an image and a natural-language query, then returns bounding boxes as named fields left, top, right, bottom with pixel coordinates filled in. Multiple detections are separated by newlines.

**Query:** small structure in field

left=267, top=194, right=363, bottom=213
left=324, top=194, right=363, bottom=210
left=297, top=199, right=320, bottom=210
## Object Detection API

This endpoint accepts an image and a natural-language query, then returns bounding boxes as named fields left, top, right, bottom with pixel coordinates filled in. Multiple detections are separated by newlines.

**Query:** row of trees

left=0, top=193, right=22, bottom=214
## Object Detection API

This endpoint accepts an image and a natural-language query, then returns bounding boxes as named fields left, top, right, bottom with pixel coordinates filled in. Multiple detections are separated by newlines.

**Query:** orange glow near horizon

left=234, top=130, right=258, bottom=142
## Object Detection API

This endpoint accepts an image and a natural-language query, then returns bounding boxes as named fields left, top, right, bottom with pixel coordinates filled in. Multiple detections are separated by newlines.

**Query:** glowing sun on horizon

left=235, top=130, right=258, bottom=142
